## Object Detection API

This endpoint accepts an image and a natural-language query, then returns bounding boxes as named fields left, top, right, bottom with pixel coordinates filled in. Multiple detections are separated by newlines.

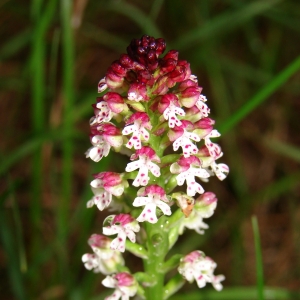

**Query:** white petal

left=102, top=276, right=117, bottom=288
left=132, top=166, right=149, bottom=187
left=125, top=160, right=142, bottom=172
left=137, top=203, right=158, bottom=224
left=132, top=196, right=152, bottom=207
left=125, top=229, right=136, bottom=243
left=157, top=201, right=171, bottom=216
left=103, top=225, right=119, bottom=236
left=122, top=124, right=136, bottom=135
left=88, top=147, right=103, bottom=162
left=147, top=161, right=160, bottom=177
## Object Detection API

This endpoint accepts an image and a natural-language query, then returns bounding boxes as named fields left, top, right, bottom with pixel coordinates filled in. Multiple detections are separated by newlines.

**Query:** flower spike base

left=83, top=35, right=229, bottom=300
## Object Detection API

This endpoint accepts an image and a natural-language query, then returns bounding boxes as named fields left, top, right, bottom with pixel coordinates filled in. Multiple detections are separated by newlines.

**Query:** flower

left=87, top=172, right=127, bottom=211
left=170, top=156, right=210, bottom=196
left=91, top=100, right=113, bottom=124
left=133, top=185, right=171, bottom=223
left=86, top=123, right=123, bottom=162
left=82, top=234, right=124, bottom=275
left=178, top=192, right=218, bottom=234
left=195, top=94, right=210, bottom=118
left=168, top=120, right=200, bottom=158
left=103, top=214, right=140, bottom=252
left=127, top=82, right=148, bottom=101
left=197, top=146, right=229, bottom=180
left=125, top=146, right=160, bottom=187
left=157, top=93, right=185, bottom=128
left=102, top=272, right=138, bottom=300
left=122, top=112, right=152, bottom=149
left=178, top=250, right=224, bottom=291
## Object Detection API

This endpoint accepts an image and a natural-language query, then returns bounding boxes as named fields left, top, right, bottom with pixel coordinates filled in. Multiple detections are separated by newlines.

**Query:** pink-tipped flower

left=178, top=250, right=225, bottom=291
left=105, top=61, right=128, bottom=90
left=193, top=117, right=215, bottom=139
left=197, top=146, right=229, bottom=181
left=102, top=272, right=138, bottom=300
left=168, top=120, right=200, bottom=158
left=133, top=185, right=171, bottom=224
left=170, top=156, right=210, bottom=196
left=158, top=93, right=185, bottom=128
left=122, top=112, right=152, bottom=149
left=127, top=82, right=149, bottom=101
left=125, top=146, right=160, bottom=187
left=87, top=172, right=127, bottom=211
left=103, top=214, right=140, bottom=252
left=177, top=85, right=202, bottom=108
left=82, top=234, right=124, bottom=275
left=91, top=92, right=127, bottom=125
left=167, top=60, right=192, bottom=87
left=91, top=101, right=113, bottom=124
left=86, top=123, right=123, bottom=162
left=104, top=92, right=128, bottom=114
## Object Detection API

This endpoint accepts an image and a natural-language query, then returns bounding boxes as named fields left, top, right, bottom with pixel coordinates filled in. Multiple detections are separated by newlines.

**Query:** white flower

left=204, top=129, right=222, bottom=159
left=86, top=172, right=126, bottom=211
left=173, top=129, right=200, bottom=158
left=210, top=161, right=229, bottom=181
left=82, top=234, right=124, bottom=275
left=122, top=112, right=152, bottom=150
left=163, top=102, right=185, bottom=128
left=133, top=185, right=171, bottom=224
left=102, top=272, right=138, bottom=300
left=170, top=156, right=210, bottom=197
left=178, top=250, right=224, bottom=291
left=92, top=101, right=113, bottom=124
left=178, top=212, right=209, bottom=235
left=86, top=123, right=123, bottom=162
left=125, top=146, right=160, bottom=187
left=195, top=95, right=210, bottom=118
left=103, top=214, right=140, bottom=253
left=85, top=135, right=110, bottom=162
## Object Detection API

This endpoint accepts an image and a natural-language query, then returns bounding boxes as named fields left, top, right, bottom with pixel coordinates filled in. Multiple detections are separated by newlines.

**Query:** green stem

left=143, top=217, right=170, bottom=300
left=141, top=111, right=183, bottom=299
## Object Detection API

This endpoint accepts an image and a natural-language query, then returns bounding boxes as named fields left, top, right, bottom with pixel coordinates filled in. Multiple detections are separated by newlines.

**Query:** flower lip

left=93, top=172, right=123, bottom=188
left=112, top=213, right=136, bottom=226
left=196, top=192, right=217, bottom=205
left=88, top=233, right=111, bottom=249
left=131, top=146, right=161, bottom=162
left=178, top=155, right=201, bottom=168
left=125, top=112, right=151, bottom=127
left=143, top=184, right=167, bottom=198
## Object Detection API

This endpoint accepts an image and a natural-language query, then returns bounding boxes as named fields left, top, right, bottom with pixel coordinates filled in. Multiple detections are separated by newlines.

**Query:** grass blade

left=60, top=0, right=75, bottom=239
left=172, top=0, right=282, bottom=50
left=220, top=54, right=300, bottom=134
left=252, top=216, right=265, bottom=300
left=106, top=1, right=162, bottom=37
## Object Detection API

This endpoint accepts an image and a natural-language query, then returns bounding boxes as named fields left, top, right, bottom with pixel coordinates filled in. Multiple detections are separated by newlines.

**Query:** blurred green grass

left=1, top=0, right=300, bottom=299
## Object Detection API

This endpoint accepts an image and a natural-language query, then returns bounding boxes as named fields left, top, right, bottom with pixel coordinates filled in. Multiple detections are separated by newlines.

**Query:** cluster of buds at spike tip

left=83, top=35, right=229, bottom=299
